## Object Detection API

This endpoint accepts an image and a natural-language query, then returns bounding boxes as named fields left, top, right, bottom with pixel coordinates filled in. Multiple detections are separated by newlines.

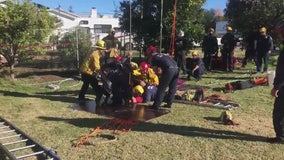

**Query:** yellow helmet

left=133, top=85, right=144, bottom=94
left=110, top=28, right=115, bottom=34
left=209, top=28, right=215, bottom=32
left=95, top=40, right=106, bottom=49
left=131, top=62, right=139, bottom=69
left=191, top=50, right=199, bottom=56
left=227, top=26, right=233, bottom=31
left=259, top=27, right=267, bottom=33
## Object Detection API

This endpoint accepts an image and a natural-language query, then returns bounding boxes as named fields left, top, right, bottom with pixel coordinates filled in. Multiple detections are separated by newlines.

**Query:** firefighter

left=102, top=28, right=120, bottom=58
left=104, top=54, right=132, bottom=106
left=241, top=27, right=258, bottom=68
left=174, top=30, right=188, bottom=74
left=255, top=27, right=273, bottom=73
left=187, top=50, right=205, bottom=81
left=145, top=46, right=179, bottom=110
left=267, top=20, right=284, bottom=143
left=78, top=40, right=107, bottom=104
left=131, top=85, right=144, bottom=103
left=132, top=61, right=159, bottom=103
left=221, top=26, right=237, bottom=72
left=202, top=28, right=218, bottom=71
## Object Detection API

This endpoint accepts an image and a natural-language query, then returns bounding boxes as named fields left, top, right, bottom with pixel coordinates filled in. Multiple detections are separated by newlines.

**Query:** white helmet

left=178, top=30, right=184, bottom=37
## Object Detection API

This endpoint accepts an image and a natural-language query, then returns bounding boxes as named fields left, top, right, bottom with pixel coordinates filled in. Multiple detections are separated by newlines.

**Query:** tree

left=225, top=0, right=284, bottom=37
left=0, top=0, right=56, bottom=79
left=56, top=27, right=93, bottom=69
left=119, top=0, right=206, bottom=52
left=200, top=9, right=218, bottom=33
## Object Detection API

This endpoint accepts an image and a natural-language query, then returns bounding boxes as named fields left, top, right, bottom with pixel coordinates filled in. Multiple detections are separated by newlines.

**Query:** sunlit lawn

left=0, top=48, right=283, bottom=160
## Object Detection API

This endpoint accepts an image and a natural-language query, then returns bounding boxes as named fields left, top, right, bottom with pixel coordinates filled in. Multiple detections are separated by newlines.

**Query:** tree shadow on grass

left=16, top=70, right=78, bottom=79
left=38, top=116, right=108, bottom=128
left=0, top=90, right=81, bottom=103
left=136, top=122, right=265, bottom=142
left=38, top=116, right=266, bottom=143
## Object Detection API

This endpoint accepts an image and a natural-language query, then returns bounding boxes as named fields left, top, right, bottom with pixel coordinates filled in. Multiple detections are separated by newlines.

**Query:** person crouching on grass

left=187, top=50, right=205, bottom=81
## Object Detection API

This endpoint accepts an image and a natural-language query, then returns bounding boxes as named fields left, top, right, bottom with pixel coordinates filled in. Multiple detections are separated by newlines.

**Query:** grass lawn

left=0, top=49, right=283, bottom=160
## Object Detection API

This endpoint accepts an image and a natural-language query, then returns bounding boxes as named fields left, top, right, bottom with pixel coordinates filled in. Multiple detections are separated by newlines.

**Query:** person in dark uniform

left=174, top=30, right=188, bottom=74
left=145, top=46, right=179, bottom=110
left=104, top=55, right=132, bottom=106
left=241, top=27, right=258, bottom=68
left=202, top=28, right=218, bottom=71
left=255, top=27, right=273, bottom=73
left=267, top=20, right=284, bottom=143
left=187, top=50, right=205, bottom=81
left=221, top=26, right=237, bottom=72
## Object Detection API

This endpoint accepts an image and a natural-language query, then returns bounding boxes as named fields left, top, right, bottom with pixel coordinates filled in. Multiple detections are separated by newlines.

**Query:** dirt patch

left=29, top=74, right=68, bottom=83
left=1, top=66, right=79, bottom=83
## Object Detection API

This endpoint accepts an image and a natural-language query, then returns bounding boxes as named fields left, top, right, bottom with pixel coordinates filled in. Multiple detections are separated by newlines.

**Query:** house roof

left=49, top=8, right=79, bottom=21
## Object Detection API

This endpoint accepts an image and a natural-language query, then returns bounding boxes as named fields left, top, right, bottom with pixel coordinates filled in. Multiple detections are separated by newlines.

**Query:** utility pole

left=75, top=28, right=80, bottom=74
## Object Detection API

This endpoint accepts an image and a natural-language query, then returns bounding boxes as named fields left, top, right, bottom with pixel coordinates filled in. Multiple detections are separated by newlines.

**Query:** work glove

left=94, top=72, right=101, bottom=80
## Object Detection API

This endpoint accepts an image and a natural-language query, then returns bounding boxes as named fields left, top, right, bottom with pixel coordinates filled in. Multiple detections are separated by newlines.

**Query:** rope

left=169, top=0, right=178, bottom=56
left=14, top=77, right=81, bottom=89
left=159, top=0, right=164, bottom=52
left=75, top=118, right=138, bottom=147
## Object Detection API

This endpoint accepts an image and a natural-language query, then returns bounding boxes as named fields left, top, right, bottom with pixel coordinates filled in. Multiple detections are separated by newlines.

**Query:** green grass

left=0, top=49, right=283, bottom=160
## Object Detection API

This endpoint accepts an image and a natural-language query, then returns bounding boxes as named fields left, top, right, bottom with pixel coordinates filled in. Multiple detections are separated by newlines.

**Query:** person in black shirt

left=221, top=26, right=237, bottom=72
left=145, top=46, right=179, bottom=110
left=241, top=28, right=258, bottom=67
left=202, top=28, right=218, bottom=71
left=255, top=27, right=273, bottom=73
left=267, top=20, right=284, bottom=143
left=174, top=30, right=188, bottom=74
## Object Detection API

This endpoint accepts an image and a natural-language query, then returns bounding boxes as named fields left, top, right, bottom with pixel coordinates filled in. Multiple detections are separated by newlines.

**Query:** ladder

left=0, top=116, right=61, bottom=160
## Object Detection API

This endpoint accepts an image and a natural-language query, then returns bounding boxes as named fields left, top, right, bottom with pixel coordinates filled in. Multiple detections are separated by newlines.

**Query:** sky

left=31, top=0, right=227, bottom=15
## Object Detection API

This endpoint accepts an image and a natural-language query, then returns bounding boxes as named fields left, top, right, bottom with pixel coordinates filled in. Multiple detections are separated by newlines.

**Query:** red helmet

left=274, top=20, right=284, bottom=34
left=148, top=45, right=156, bottom=52
left=115, top=55, right=122, bottom=61
left=140, top=61, right=150, bottom=73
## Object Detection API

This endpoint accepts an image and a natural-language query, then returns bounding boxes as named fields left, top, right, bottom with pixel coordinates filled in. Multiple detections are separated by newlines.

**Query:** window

left=79, top=27, right=90, bottom=35
left=94, top=24, right=112, bottom=33
left=79, top=20, right=89, bottom=25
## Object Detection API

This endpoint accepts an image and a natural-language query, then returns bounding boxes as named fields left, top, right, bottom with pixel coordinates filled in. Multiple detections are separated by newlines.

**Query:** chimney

left=91, top=7, right=97, bottom=18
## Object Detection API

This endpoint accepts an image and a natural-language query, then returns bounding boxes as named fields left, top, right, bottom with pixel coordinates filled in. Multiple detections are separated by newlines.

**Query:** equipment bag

left=226, top=80, right=255, bottom=90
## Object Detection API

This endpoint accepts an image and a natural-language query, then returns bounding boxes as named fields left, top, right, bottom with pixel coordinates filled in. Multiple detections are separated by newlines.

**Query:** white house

left=0, top=1, right=132, bottom=49
left=48, top=7, right=122, bottom=44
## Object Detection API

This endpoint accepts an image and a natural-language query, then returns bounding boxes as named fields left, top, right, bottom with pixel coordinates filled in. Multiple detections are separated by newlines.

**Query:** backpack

left=225, top=80, right=255, bottom=90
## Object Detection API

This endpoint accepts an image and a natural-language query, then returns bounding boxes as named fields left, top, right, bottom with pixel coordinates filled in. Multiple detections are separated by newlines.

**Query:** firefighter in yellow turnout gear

left=132, top=61, right=159, bottom=103
left=103, top=28, right=120, bottom=58
left=78, top=40, right=107, bottom=105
